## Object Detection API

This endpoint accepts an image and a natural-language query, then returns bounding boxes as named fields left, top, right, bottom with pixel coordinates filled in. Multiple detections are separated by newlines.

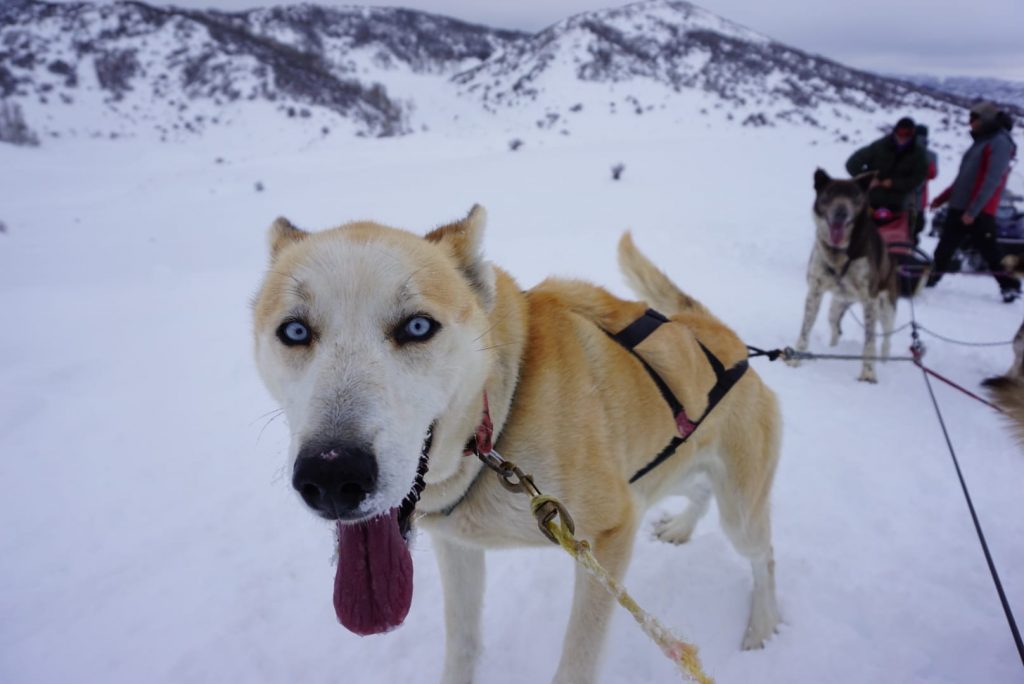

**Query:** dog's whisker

left=473, top=309, right=514, bottom=343
left=256, top=410, right=286, bottom=443
left=250, top=407, right=285, bottom=426
left=270, top=463, right=288, bottom=485
left=475, top=342, right=517, bottom=352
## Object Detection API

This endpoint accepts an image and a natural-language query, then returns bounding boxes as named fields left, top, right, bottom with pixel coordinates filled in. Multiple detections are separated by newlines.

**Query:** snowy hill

left=0, top=0, right=523, bottom=140
left=453, top=0, right=971, bottom=136
left=0, top=0, right=985, bottom=144
left=2, top=113, right=1023, bottom=684
left=897, top=74, right=1024, bottom=114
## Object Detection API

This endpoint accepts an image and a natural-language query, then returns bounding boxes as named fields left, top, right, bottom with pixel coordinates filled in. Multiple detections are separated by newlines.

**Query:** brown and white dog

left=790, top=169, right=899, bottom=382
left=252, top=206, right=782, bottom=683
left=981, top=321, right=1024, bottom=446
left=982, top=255, right=1024, bottom=445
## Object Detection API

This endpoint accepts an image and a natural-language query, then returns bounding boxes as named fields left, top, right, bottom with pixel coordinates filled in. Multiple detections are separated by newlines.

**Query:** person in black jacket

left=846, top=117, right=929, bottom=212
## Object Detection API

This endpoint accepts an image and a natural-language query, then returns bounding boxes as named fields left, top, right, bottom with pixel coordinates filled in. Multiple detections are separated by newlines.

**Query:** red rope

left=911, top=356, right=1005, bottom=414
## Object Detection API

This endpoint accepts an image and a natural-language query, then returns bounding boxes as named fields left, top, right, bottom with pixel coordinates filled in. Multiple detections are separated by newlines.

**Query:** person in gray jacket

left=928, top=101, right=1020, bottom=301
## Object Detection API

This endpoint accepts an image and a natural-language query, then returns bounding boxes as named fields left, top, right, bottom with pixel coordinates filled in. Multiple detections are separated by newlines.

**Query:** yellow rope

left=531, top=495, right=714, bottom=684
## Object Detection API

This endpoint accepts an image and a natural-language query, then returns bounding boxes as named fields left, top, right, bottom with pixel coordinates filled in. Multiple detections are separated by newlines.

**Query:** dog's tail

left=982, top=375, right=1024, bottom=447
left=617, top=232, right=711, bottom=317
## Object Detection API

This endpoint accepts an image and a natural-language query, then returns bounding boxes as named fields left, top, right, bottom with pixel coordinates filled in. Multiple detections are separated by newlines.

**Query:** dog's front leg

left=859, top=299, right=879, bottom=383
left=878, top=295, right=895, bottom=361
left=827, top=297, right=851, bottom=347
left=789, top=281, right=825, bottom=367
left=434, top=536, right=485, bottom=684
left=552, top=520, right=637, bottom=684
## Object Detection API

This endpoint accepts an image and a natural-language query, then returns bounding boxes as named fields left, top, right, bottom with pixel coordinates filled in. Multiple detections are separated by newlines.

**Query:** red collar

left=463, top=391, right=494, bottom=457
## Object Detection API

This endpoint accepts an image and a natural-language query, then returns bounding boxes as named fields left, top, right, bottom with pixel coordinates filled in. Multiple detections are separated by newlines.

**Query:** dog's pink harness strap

left=675, top=411, right=697, bottom=439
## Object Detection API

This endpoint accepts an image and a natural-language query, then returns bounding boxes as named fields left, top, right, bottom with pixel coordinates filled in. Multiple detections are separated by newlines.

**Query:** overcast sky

left=60, top=0, right=1024, bottom=81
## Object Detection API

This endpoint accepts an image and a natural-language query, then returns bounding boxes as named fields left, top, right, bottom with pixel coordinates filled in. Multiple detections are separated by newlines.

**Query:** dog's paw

left=741, top=611, right=780, bottom=651
left=741, top=625, right=778, bottom=651
left=857, top=368, right=878, bottom=383
left=653, top=513, right=696, bottom=545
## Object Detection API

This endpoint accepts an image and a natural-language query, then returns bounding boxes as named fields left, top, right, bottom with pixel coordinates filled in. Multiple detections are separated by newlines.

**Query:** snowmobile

left=929, top=191, right=1024, bottom=273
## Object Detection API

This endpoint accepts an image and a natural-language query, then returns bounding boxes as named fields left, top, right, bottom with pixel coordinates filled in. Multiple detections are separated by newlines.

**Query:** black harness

left=608, top=309, right=749, bottom=483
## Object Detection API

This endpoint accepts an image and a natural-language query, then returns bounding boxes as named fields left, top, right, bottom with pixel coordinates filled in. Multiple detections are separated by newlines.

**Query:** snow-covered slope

left=0, top=0, right=983, bottom=144
left=1, top=100, right=1022, bottom=683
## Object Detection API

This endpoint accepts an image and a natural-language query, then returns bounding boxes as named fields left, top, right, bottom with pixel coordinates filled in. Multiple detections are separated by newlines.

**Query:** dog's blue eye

left=396, top=315, right=439, bottom=344
left=277, top=320, right=312, bottom=346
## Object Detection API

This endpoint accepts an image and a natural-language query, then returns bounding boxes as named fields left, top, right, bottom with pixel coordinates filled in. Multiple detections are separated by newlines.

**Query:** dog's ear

left=425, top=204, right=496, bottom=311
left=853, top=171, right=876, bottom=194
left=268, top=217, right=308, bottom=262
left=813, top=168, right=831, bottom=193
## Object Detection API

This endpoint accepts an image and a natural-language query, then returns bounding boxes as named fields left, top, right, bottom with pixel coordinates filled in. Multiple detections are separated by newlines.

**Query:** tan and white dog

left=790, top=169, right=899, bottom=382
left=252, top=206, right=782, bottom=683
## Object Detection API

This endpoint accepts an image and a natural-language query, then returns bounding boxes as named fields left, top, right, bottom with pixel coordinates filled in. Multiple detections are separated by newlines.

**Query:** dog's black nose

left=292, top=442, right=378, bottom=519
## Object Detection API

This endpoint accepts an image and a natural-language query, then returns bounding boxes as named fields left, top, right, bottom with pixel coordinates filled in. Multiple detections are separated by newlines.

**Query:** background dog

left=252, top=206, right=782, bottom=683
left=790, top=168, right=899, bottom=382
left=982, top=254, right=1024, bottom=446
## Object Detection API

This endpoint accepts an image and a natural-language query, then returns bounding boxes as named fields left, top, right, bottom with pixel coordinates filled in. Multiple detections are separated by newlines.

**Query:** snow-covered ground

left=1, top=110, right=1022, bottom=683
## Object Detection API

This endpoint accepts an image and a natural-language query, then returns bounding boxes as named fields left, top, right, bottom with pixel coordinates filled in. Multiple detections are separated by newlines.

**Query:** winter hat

left=915, top=124, right=928, bottom=139
left=894, top=116, right=916, bottom=132
left=969, top=101, right=1000, bottom=124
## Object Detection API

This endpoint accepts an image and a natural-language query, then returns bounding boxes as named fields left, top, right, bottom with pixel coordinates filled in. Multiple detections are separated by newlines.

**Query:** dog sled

left=872, top=207, right=932, bottom=297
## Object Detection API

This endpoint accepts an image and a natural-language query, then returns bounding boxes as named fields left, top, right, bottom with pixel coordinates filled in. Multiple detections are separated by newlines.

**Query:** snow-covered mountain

left=0, top=0, right=993, bottom=145
left=897, top=74, right=1024, bottom=113
left=454, top=2, right=968, bottom=130
left=0, top=0, right=523, bottom=141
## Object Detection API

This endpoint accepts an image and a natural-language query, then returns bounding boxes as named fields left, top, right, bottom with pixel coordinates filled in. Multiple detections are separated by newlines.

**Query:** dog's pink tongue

left=829, top=224, right=845, bottom=246
left=333, top=508, right=413, bottom=636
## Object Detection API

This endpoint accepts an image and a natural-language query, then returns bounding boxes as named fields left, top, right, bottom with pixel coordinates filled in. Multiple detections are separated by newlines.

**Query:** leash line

left=747, top=345, right=916, bottom=363
left=912, top=361, right=1005, bottom=413
left=906, top=296, right=1006, bottom=413
left=846, top=310, right=913, bottom=337
left=478, top=448, right=714, bottom=683
left=843, top=310, right=1010, bottom=346
left=916, top=325, right=1014, bottom=348
left=465, top=397, right=713, bottom=682
left=786, top=350, right=916, bottom=362
left=915, top=362, right=1024, bottom=667
left=909, top=297, right=1024, bottom=666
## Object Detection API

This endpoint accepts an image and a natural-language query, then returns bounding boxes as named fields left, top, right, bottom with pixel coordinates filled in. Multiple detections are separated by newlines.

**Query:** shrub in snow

left=742, top=113, right=770, bottom=127
left=611, top=163, right=625, bottom=181
left=0, top=100, right=40, bottom=147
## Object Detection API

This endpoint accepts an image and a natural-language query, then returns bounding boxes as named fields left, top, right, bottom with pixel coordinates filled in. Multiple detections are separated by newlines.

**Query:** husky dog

left=790, top=169, right=899, bottom=382
left=252, top=206, right=782, bottom=683
left=982, top=320, right=1024, bottom=446
left=982, top=255, right=1024, bottom=445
